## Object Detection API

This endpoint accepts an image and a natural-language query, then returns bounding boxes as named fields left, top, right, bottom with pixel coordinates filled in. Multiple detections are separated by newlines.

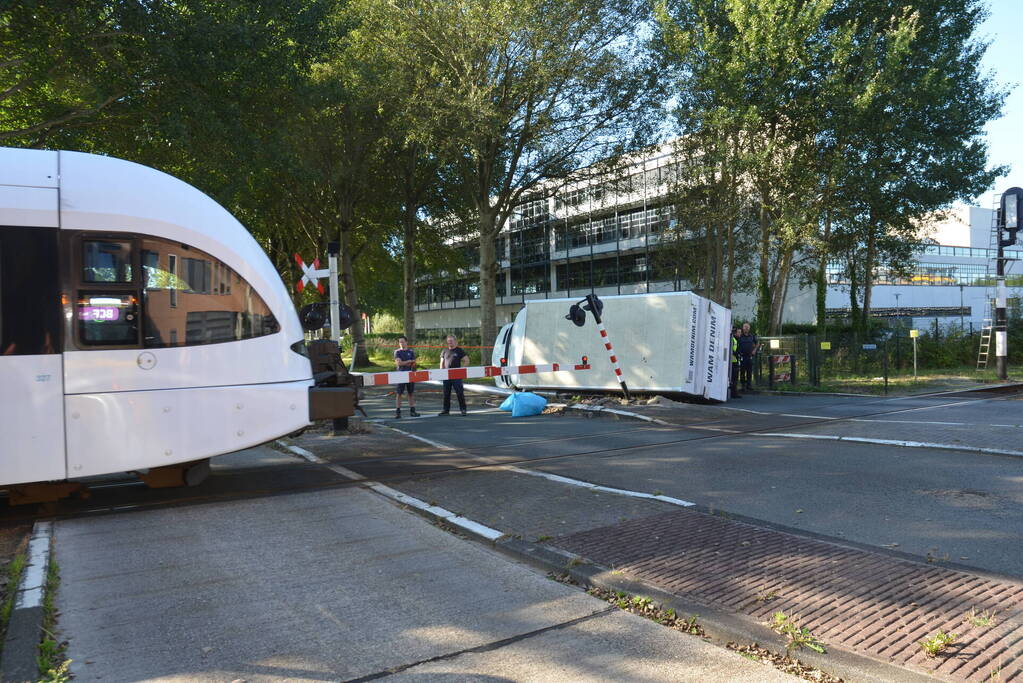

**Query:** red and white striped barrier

left=596, top=321, right=624, bottom=380
left=355, top=360, right=591, bottom=387
left=771, top=355, right=791, bottom=364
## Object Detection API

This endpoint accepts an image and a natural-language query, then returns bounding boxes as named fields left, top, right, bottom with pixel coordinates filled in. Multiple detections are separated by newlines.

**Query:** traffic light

left=1000, top=187, right=1023, bottom=247
left=299, top=303, right=355, bottom=331
left=299, top=303, right=327, bottom=331
left=565, top=303, right=586, bottom=327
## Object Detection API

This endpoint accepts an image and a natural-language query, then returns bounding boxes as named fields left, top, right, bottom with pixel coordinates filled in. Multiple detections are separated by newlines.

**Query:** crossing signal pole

left=996, top=188, right=1022, bottom=380
left=566, top=294, right=631, bottom=399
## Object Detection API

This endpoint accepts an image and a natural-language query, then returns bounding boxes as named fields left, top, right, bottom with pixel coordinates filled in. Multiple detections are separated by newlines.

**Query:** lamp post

left=893, top=293, right=901, bottom=325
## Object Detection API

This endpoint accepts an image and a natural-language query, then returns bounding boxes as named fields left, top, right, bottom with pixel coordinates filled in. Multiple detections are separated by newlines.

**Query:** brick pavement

left=556, top=508, right=1023, bottom=681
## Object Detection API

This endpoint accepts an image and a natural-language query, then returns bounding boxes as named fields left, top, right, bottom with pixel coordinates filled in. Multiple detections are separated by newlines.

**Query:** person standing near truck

left=393, top=336, right=420, bottom=418
left=738, top=322, right=760, bottom=391
left=730, top=327, right=742, bottom=399
left=439, top=334, right=468, bottom=416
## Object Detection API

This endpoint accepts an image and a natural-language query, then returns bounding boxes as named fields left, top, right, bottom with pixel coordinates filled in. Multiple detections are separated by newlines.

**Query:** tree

left=826, top=0, right=1004, bottom=330
left=656, top=0, right=1004, bottom=333
left=1, top=0, right=145, bottom=145
left=357, top=0, right=661, bottom=344
left=656, top=0, right=835, bottom=334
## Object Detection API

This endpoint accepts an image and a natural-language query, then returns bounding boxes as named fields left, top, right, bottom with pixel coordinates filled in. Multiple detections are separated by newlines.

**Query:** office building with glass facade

left=415, top=147, right=1018, bottom=335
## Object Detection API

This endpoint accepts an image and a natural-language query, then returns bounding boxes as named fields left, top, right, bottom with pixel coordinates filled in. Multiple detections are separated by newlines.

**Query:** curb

left=1, top=521, right=53, bottom=683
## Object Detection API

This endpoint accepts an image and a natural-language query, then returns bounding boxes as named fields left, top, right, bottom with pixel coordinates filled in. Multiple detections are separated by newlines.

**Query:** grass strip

left=0, top=550, right=27, bottom=656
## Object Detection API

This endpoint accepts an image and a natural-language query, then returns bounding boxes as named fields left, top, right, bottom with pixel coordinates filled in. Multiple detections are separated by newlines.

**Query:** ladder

left=977, top=316, right=992, bottom=369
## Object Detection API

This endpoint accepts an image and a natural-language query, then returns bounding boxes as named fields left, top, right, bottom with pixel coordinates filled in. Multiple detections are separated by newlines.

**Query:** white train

left=1, top=147, right=351, bottom=500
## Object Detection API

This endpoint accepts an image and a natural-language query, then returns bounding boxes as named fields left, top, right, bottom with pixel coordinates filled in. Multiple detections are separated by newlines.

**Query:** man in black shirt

left=737, top=322, right=760, bottom=391
left=439, top=334, right=468, bottom=415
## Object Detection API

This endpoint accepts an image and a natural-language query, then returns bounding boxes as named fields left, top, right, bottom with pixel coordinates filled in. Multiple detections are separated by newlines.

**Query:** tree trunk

left=848, top=254, right=860, bottom=327
left=339, top=222, right=370, bottom=367
left=402, top=205, right=417, bottom=342
left=756, top=205, right=772, bottom=334
left=478, top=209, right=499, bottom=347
left=861, top=221, right=877, bottom=332
left=770, top=250, right=793, bottom=334
left=816, top=212, right=831, bottom=333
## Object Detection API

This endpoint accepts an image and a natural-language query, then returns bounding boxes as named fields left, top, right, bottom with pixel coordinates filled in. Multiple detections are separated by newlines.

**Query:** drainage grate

left=557, top=509, right=1023, bottom=680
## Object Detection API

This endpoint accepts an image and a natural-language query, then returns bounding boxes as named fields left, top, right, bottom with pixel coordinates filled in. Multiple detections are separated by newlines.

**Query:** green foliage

left=38, top=558, right=70, bottom=681
left=920, top=630, right=958, bottom=657
left=655, top=0, right=1004, bottom=332
left=770, top=612, right=827, bottom=654
left=355, top=0, right=661, bottom=343
left=0, top=551, right=26, bottom=648
left=0, top=0, right=146, bottom=146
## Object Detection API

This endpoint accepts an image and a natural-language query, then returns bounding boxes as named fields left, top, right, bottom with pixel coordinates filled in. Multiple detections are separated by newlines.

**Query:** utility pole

left=328, top=241, right=341, bottom=343
left=996, top=188, right=1022, bottom=380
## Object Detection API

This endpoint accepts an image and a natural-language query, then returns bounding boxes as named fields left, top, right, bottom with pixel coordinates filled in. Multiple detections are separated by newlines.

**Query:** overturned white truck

left=491, top=292, right=732, bottom=401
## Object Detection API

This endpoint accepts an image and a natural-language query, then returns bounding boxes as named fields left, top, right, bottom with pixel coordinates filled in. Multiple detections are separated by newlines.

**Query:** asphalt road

left=358, top=384, right=1023, bottom=578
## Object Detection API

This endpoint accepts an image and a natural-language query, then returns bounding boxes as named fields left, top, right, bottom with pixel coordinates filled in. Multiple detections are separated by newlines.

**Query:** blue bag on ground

left=498, top=392, right=547, bottom=417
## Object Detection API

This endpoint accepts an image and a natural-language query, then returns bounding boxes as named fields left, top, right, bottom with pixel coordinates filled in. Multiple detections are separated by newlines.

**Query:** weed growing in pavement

left=920, top=630, right=958, bottom=658
left=566, top=557, right=582, bottom=568
left=586, top=586, right=705, bottom=636
left=771, top=612, right=827, bottom=654
left=725, top=642, right=845, bottom=682
left=755, top=589, right=779, bottom=603
left=0, top=550, right=27, bottom=650
left=549, top=576, right=842, bottom=683
left=964, top=607, right=996, bottom=628
left=535, top=535, right=552, bottom=543
left=37, top=559, right=70, bottom=682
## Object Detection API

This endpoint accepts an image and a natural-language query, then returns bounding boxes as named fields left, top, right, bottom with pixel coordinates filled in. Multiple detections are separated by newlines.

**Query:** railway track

left=4, top=382, right=1019, bottom=524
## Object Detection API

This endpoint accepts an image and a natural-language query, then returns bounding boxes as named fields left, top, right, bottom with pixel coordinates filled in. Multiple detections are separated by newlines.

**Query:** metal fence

left=749, top=330, right=991, bottom=393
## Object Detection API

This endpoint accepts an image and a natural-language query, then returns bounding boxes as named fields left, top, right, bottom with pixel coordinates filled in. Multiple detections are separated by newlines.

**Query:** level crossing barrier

left=353, top=358, right=591, bottom=387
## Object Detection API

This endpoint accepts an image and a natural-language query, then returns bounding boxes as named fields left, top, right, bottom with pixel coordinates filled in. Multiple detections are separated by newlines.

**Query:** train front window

left=140, top=236, right=279, bottom=348
left=77, top=293, right=139, bottom=346
left=83, top=239, right=133, bottom=283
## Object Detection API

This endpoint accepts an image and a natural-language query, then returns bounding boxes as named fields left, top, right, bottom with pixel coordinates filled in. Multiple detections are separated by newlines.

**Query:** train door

left=0, top=226, right=67, bottom=485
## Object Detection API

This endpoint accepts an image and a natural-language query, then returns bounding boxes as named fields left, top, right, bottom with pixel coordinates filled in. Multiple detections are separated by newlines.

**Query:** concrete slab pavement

left=53, top=479, right=792, bottom=682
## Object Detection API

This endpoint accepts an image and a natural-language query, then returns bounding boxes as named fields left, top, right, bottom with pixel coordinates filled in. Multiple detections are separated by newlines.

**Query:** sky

left=976, top=0, right=1023, bottom=207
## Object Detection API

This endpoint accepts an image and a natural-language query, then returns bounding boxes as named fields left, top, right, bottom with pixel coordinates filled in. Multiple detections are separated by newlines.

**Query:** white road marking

left=754, top=432, right=1023, bottom=458
left=375, top=425, right=456, bottom=451
left=779, top=413, right=837, bottom=419
left=848, top=419, right=966, bottom=426
left=277, top=437, right=504, bottom=540
left=533, top=471, right=695, bottom=507
left=277, top=441, right=367, bottom=480
left=366, top=483, right=505, bottom=541
left=377, top=425, right=697, bottom=507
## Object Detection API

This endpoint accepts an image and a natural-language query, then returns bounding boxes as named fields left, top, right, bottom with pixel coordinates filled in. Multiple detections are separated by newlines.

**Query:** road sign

left=862, top=343, right=877, bottom=350
left=294, top=253, right=329, bottom=295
